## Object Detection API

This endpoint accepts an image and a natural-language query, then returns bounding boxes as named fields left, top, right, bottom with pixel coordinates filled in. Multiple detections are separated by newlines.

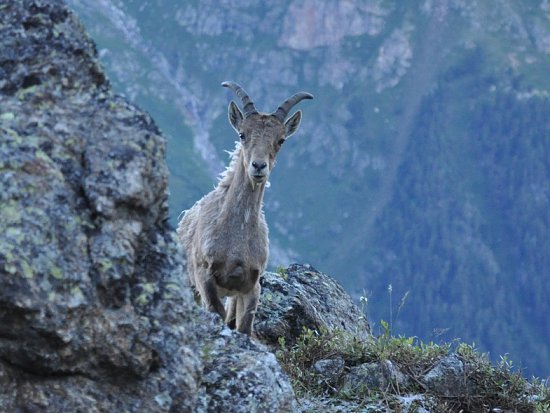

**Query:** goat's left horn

left=221, top=81, right=258, bottom=118
left=273, top=92, right=314, bottom=122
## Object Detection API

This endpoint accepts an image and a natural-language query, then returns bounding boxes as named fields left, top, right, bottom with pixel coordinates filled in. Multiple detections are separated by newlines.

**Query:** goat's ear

left=284, top=110, right=302, bottom=138
left=228, top=101, right=243, bottom=132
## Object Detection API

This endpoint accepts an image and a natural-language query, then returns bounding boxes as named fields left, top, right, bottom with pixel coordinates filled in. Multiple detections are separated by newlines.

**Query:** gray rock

left=341, top=360, right=409, bottom=396
left=0, top=1, right=295, bottom=411
left=422, top=354, right=473, bottom=398
left=313, top=357, right=346, bottom=380
left=196, top=319, right=297, bottom=413
left=0, top=1, right=200, bottom=410
left=341, top=362, right=385, bottom=396
left=255, top=264, right=371, bottom=346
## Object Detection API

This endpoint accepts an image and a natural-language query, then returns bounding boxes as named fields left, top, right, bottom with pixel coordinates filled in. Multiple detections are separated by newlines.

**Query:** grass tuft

left=276, top=326, right=550, bottom=411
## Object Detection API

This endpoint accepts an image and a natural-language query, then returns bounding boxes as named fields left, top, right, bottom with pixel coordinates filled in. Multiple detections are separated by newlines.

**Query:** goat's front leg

left=196, top=274, right=226, bottom=321
left=225, top=296, right=237, bottom=329
left=236, top=283, right=261, bottom=335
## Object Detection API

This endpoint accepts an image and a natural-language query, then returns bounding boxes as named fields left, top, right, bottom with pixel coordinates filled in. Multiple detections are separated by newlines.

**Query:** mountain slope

left=66, top=0, right=550, bottom=378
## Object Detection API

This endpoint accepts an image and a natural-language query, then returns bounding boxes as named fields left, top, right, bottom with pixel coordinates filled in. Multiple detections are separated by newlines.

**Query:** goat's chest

left=202, top=209, right=268, bottom=261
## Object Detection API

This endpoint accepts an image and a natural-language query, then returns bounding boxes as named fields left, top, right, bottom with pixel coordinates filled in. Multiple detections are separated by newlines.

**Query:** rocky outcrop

left=255, top=264, right=370, bottom=346
left=279, top=0, right=387, bottom=50
left=294, top=350, right=544, bottom=413
left=0, top=1, right=296, bottom=411
left=0, top=0, right=198, bottom=409
left=196, top=316, right=297, bottom=413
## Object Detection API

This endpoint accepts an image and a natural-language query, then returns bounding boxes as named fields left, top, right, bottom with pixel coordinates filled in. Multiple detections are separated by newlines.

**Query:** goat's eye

left=239, top=133, right=246, bottom=141
left=278, top=139, right=285, bottom=146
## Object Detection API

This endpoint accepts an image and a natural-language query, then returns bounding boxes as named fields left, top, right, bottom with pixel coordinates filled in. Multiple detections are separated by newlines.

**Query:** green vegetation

left=276, top=327, right=550, bottom=412
left=274, top=265, right=288, bottom=280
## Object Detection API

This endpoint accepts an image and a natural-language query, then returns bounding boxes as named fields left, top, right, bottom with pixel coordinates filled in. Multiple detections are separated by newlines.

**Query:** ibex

left=177, top=81, right=313, bottom=335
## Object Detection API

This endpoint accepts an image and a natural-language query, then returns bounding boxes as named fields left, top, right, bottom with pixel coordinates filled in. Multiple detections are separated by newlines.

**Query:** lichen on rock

left=0, top=1, right=296, bottom=411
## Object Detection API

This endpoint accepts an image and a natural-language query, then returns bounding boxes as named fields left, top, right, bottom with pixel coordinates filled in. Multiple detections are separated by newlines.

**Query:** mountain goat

left=177, top=81, right=313, bottom=335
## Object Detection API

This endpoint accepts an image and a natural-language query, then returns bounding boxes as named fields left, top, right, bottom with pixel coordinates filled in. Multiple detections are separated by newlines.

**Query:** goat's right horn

left=221, top=81, right=258, bottom=118
left=273, top=92, right=314, bottom=122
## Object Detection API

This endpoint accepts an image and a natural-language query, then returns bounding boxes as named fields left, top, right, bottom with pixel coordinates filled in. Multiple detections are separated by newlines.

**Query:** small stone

left=341, top=362, right=386, bottom=395
left=313, top=357, right=346, bottom=379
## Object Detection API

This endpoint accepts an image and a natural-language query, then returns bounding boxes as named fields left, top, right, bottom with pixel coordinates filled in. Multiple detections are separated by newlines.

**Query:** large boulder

left=255, top=264, right=371, bottom=346
left=0, top=1, right=295, bottom=411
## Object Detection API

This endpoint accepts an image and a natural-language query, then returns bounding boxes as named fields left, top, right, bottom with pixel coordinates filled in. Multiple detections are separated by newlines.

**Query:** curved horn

left=273, top=92, right=314, bottom=122
left=221, top=81, right=258, bottom=118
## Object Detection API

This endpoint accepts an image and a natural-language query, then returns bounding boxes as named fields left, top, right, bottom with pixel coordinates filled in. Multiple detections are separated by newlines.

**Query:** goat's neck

left=221, top=158, right=265, bottom=224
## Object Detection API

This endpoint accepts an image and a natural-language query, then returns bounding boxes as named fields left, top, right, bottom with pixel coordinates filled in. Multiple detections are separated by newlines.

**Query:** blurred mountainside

left=66, top=0, right=550, bottom=378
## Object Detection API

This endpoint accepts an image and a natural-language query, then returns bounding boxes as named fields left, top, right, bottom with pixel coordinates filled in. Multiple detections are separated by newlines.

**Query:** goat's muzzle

left=249, top=160, right=269, bottom=186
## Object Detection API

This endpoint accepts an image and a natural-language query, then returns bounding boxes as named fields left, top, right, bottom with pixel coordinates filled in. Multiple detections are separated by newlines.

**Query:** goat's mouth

left=248, top=172, right=268, bottom=191
left=251, top=174, right=267, bottom=183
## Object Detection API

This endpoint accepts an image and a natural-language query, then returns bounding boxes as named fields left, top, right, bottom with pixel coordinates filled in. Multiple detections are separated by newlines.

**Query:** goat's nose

left=252, top=161, right=267, bottom=171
